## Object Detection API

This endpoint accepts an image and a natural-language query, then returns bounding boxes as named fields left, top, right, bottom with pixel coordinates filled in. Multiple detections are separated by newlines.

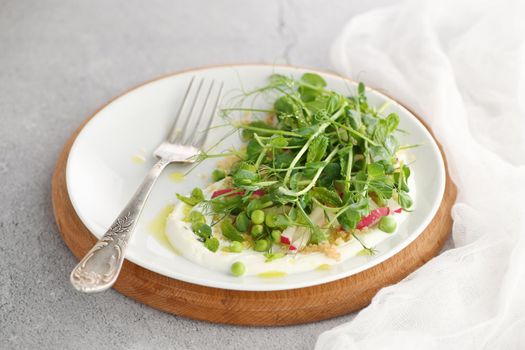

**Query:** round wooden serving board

left=52, top=68, right=456, bottom=326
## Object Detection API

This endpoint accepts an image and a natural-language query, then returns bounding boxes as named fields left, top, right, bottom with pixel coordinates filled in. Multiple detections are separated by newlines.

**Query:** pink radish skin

left=211, top=188, right=244, bottom=199
left=356, top=207, right=390, bottom=230
left=280, top=236, right=291, bottom=245
left=252, top=189, right=265, bottom=197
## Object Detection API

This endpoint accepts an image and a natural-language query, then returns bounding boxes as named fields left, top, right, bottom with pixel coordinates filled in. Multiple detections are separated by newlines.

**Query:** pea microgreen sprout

left=211, top=169, right=226, bottom=182
left=204, top=237, right=219, bottom=252
left=176, top=73, right=414, bottom=257
left=235, top=212, right=250, bottom=232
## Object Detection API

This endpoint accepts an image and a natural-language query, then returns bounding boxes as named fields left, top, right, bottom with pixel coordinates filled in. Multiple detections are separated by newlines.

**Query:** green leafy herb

left=204, top=237, right=220, bottom=252
left=264, top=252, right=286, bottom=262
left=311, top=187, right=342, bottom=207
left=307, top=135, right=329, bottom=163
left=398, top=190, right=413, bottom=210
left=193, top=223, right=212, bottom=240
left=220, top=219, right=244, bottom=242
left=176, top=187, right=204, bottom=206
left=176, top=73, right=416, bottom=255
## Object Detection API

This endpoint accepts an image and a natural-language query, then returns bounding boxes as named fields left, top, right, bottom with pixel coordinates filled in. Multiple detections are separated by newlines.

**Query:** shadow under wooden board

left=52, top=69, right=456, bottom=326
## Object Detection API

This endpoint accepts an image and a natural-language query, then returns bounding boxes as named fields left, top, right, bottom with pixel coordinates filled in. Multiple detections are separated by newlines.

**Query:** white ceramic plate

left=66, top=65, right=445, bottom=291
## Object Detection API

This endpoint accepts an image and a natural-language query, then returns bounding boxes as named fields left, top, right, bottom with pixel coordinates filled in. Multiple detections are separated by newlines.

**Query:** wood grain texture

left=51, top=66, right=456, bottom=326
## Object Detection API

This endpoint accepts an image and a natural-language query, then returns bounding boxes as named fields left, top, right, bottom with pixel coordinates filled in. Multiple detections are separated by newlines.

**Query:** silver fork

left=70, top=77, right=223, bottom=293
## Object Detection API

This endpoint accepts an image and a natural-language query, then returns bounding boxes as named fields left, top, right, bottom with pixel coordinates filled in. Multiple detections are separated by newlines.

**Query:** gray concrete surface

left=0, top=0, right=397, bottom=349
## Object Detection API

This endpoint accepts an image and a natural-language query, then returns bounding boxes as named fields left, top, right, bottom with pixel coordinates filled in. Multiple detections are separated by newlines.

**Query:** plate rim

left=64, top=63, right=447, bottom=291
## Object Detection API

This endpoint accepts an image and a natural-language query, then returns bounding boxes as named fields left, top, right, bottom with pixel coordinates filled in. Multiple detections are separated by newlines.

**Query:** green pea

left=231, top=262, right=246, bottom=276
left=193, top=223, right=212, bottom=239
left=378, top=216, right=397, bottom=233
left=251, top=224, right=264, bottom=237
left=265, top=213, right=278, bottom=228
left=235, top=212, right=250, bottom=232
left=254, top=239, right=269, bottom=252
left=251, top=210, right=265, bottom=225
left=211, top=169, right=226, bottom=182
left=271, top=230, right=281, bottom=242
left=229, top=241, right=243, bottom=253
left=189, top=211, right=205, bottom=225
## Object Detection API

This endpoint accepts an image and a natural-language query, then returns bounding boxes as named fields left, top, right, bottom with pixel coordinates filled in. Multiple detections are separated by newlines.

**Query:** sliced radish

left=394, top=208, right=403, bottom=214
left=252, top=189, right=265, bottom=197
left=280, top=236, right=291, bottom=245
left=288, top=245, right=297, bottom=251
left=356, top=207, right=390, bottom=230
left=211, top=188, right=244, bottom=199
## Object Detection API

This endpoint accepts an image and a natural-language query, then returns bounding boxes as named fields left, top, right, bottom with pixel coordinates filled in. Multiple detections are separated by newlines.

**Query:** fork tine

left=174, top=78, right=204, bottom=143
left=194, top=81, right=224, bottom=148
left=167, top=76, right=195, bottom=142
left=183, top=80, right=215, bottom=144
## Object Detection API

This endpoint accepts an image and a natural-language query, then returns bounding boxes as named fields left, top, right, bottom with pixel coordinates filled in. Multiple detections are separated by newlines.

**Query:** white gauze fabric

left=316, top=0, right=525, bottom=349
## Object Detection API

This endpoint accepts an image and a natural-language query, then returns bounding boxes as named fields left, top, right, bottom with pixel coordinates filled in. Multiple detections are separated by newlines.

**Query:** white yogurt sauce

left=165, top=174, right=414, bottom=277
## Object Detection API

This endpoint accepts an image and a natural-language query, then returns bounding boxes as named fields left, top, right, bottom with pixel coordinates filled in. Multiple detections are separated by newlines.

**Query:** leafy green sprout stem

left=221, top=108, right=275, bottom=113
left=279, top=146, right=339, bottom=197
left=235, top=123, right=302, bottom=137
left=331, top=121, right=379, bottom=146
left=351, top=232, right=375, bottom=254
left=283, top=104, right=347, bottom=185
left=344, top=146, right=353, bottom=192
left=176, top=72, right=413, bottom=257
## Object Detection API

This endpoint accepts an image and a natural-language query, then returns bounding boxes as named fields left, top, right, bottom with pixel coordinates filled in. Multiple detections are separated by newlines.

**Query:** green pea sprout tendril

left=176, top=72, right=415, bottom=256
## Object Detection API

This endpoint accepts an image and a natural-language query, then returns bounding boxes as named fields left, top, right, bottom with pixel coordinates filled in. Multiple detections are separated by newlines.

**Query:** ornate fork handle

left=70, top=159, right=170, bottom=293
left=70, top=77, right=222, bottom=293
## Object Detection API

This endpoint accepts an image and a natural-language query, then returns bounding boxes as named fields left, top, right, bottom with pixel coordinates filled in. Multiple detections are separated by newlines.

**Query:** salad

left=172, top=73, right=413, bottom=277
